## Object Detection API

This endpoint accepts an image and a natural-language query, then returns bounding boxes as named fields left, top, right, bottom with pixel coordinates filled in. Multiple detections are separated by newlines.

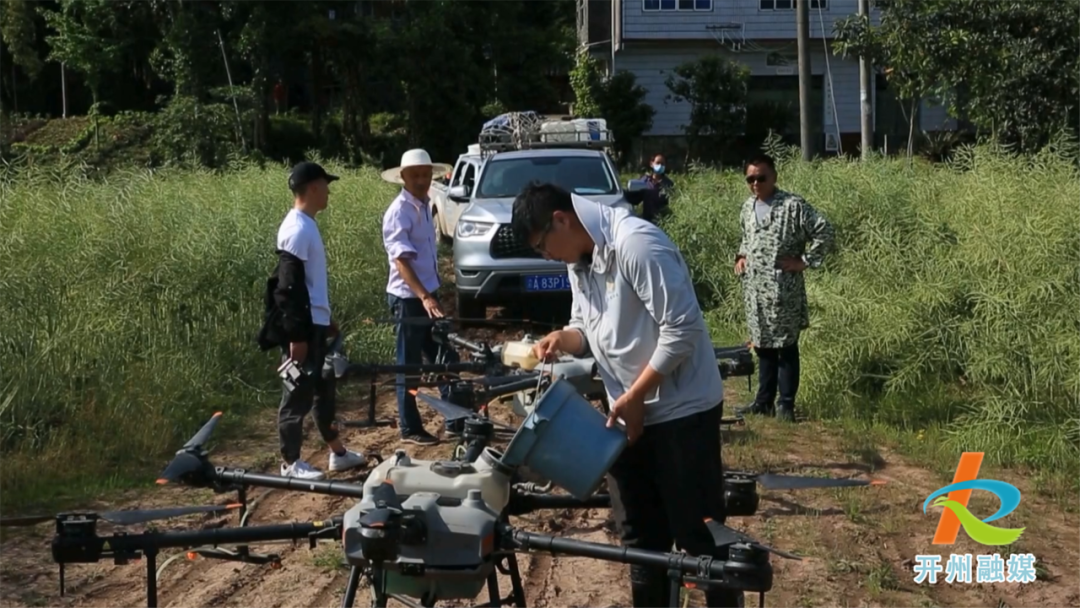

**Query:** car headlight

left=456, top=220, right=496, bottom=239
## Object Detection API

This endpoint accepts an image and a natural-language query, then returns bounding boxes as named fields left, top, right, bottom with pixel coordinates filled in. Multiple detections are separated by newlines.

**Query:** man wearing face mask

left=734, top=154, right=834, bottom=423
left=637, top=154, right=675, bottom=222
left=381, top=149, right=461, bottom=445
left=511, top=181, right=741, bottom=608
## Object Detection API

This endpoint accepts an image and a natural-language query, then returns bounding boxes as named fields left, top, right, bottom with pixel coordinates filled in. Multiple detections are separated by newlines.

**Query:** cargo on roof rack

left=477, top=112, right=613, bottom=157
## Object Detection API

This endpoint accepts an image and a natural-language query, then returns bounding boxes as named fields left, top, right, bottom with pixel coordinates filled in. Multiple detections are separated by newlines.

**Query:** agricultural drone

left=4, top=410, right=805, bottom=608
left=409, top=389, right=884, bottom=519
left=320, top=317, right=881, bottom=517
left=324, top=317, right=756, bottom=433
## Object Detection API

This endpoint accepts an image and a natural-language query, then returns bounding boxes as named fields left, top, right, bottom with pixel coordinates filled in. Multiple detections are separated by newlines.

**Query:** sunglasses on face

left=746, top=175, right=770, bottom=184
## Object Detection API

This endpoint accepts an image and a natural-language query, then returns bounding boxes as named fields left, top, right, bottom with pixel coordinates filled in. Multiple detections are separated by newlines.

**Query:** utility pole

left=61, top=62, right=68, bottom=118
left=858, top=0, right=873, bottom=159
left=796, top=0, right=812, bottom=161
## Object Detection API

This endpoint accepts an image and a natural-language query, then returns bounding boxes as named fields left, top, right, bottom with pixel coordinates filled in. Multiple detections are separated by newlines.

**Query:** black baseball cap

left=288, top=161, right=339, bottom=192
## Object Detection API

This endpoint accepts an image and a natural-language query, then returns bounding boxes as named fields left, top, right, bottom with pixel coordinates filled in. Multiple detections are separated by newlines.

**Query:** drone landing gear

left=342, top=566, right=363, bottom=608
left=340, top=377, right=396, bottom=430
left=348, top=554, right=528, bottom=608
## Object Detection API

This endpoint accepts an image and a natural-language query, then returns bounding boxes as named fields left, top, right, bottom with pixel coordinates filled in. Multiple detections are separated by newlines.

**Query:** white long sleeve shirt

left=563, top=193, right=724, bottom=426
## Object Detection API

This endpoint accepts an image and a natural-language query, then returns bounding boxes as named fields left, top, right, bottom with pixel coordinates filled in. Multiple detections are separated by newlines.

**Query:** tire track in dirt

left=145, top=394, right=412, bottom=608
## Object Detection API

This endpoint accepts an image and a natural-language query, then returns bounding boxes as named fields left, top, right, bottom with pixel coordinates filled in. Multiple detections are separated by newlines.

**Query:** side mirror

left=448, top=184, right=471, bottom=200
left=626, top=178, right=649, bottom=193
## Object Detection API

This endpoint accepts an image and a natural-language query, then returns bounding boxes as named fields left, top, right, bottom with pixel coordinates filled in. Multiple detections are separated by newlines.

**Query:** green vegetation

left=665, top=137, right=1080, bottom=484
left=0, top=160, right=398, bottom=508
left=2, top=139, right=1078, bottom=511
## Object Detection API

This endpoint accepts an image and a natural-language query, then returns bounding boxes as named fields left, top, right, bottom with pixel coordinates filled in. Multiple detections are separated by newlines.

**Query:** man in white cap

left=381, top=149, right=459, bottom=445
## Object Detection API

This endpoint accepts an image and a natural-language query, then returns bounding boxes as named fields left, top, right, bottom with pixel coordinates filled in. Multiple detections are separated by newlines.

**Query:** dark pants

left=278, top=324, right=339, bottom=464
left=640, top=188, right=670, bottom=223
left=388, top=294, right=459, bottom=436
left=753, top=339, right=800, bottom=413
left=606, top=404, right=743, bottom=608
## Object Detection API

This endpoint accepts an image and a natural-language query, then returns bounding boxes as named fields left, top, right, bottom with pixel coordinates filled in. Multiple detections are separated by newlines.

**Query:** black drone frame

left=409, top=392, right=882, bottom=520
left=325, top=318, right=756, bottom=437
left=25, top=413, right=800, bottom=608
left=328, top=319, right=521, bottom=430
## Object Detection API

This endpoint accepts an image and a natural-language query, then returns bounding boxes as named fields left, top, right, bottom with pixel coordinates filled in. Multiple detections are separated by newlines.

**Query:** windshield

left=474, top=155, right=618, bottom=198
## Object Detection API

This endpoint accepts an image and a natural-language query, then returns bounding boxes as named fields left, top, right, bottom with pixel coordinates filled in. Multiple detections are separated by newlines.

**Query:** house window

left=759, top=0, right=827, bottom=9
left=643, top=0, right=713, bottom=11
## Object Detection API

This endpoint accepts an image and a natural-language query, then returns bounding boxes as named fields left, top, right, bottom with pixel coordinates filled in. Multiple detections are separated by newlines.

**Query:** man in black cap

left=261, top=161, right=367, bottom=480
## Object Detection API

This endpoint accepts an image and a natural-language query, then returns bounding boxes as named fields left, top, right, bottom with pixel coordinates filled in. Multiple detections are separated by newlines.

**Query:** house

left=578, top=0, right=958, bottom=162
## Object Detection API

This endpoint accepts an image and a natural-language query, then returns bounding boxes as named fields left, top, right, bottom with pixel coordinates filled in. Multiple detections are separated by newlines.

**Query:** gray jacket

left=564, top=193, right=724, bottom=426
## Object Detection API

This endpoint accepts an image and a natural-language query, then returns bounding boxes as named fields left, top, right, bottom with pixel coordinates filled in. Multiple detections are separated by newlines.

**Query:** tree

left=597, top=71, right=654, bottom=168
left=835, top=0, right=1080, bottom=155
left=569, top=48, right=604, bottom=118
left=664, top=54, right=750, bottom=163
left=1, top=0, right=44, bottom=80
left=38, top=0, right=125, bottom=105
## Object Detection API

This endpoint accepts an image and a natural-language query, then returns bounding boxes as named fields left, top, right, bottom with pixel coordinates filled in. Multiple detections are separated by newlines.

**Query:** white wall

left=614, top=43, right=859, bottom=137
left=621, top=0, right=879, bottom=41
left=613, top=43, right=956, bottom=137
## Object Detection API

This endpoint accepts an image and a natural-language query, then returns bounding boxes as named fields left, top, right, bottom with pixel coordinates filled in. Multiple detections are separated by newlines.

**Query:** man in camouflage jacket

left=733, top=154, right=834, bottom=422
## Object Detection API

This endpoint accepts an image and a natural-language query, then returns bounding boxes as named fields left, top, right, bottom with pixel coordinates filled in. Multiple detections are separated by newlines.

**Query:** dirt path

left=2, top=278, right=1077, bottom=607
left=3, top=383, right=1076, bottom=608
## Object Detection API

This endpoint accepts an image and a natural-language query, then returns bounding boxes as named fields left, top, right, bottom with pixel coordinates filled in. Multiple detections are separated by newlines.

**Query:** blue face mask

left=652, top=164, right=665, bottom=175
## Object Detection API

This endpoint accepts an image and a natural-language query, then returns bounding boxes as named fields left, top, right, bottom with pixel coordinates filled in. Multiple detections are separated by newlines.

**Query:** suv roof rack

left=477, top=112, right=613, bottom=158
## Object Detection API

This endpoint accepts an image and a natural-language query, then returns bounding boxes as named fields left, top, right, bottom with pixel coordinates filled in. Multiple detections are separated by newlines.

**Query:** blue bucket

left=501, top=378, right=628, bottom=500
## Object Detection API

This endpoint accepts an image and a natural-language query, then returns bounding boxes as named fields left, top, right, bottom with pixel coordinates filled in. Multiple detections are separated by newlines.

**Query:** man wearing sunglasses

left=734, top=154, right=834, bottom=423
left=511, top=181, right=741, bottom=608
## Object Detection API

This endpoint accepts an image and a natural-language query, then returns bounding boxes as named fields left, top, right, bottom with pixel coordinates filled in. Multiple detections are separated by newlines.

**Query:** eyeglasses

left=531, top=222, right=554, bottom=256
left=745, top=175, right=770, bottom=184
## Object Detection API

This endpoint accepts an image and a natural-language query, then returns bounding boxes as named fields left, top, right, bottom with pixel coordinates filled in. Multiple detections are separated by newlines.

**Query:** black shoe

left=734, top=403, right=774, bottom=417
left=402, top=431, right=440, bottom=446
left=776, top=406, right=795, bottom=422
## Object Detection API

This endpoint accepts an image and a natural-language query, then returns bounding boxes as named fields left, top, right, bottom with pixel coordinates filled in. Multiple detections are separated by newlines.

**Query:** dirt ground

left=2, top=284, right=1078, bottom=608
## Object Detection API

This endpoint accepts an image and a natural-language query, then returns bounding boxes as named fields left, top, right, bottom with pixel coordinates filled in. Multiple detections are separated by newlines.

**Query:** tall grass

left=0, top=159, right=399, bottom=509
left=1, top=141, right=1077, bottom=510
left=665, top=140, right=1080, bottom=477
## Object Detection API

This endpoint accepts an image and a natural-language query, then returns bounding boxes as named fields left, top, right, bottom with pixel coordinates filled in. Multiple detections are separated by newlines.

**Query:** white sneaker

left=281, top=460, right=326, bottom=480
left=329, top=449, right=367, bottom=472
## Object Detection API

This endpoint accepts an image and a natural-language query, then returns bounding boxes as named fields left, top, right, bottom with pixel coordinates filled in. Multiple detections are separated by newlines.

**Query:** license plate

left=524, top=274, right=570, bottom=292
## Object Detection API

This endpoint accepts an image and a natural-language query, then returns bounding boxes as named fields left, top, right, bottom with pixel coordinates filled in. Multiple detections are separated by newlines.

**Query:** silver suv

left=450, top=147, right=634, bottom=318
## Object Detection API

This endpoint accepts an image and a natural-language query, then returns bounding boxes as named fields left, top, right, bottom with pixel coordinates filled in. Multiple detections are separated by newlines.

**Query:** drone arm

left=210, top=468, right=367, bottom=499
left=508, top=529, right=745, bottom=589
left=478, top=376, right=547, bottom=402
left=342, top=361, right=486, bottom=378
left=53, top=518, right=343, bottom=566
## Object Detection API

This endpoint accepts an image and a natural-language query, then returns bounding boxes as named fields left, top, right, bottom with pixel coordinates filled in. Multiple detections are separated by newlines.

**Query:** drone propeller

left=0, top=503, right=242, bottom=528
left=411, top=390, right=518, bottom=433
left=156, top=412, right=222, bottom=485
left=704, top=519, right=802, bottom=561
left=744, top=472, right=885, bottom=492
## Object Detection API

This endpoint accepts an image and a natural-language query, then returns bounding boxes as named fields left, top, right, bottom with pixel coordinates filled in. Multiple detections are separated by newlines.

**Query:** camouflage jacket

left=736, top=189, right=834, bottom=349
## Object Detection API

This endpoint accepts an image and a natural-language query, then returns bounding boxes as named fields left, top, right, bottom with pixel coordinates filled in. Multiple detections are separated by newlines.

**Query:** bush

left=0, top=160, right=399, bottom=508
left=662, top=141, right=1080, bottom=474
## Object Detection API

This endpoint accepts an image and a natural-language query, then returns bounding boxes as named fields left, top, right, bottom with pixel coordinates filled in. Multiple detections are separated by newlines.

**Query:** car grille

left=490, top=224, right=542, bottom=259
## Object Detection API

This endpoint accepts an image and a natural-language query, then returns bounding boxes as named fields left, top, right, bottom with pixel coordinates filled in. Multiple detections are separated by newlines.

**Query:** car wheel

left=456, top=291, right=486, bottom=321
